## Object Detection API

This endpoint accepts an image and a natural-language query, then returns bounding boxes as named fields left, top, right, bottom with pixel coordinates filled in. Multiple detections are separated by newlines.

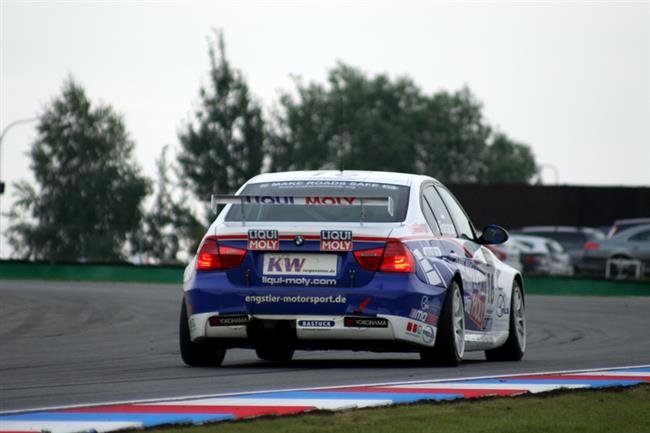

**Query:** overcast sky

left=1, top=1, right=649, bottom=245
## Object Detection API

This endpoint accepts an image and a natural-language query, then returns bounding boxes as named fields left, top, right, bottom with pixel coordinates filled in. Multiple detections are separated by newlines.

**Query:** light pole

left=538, top=163, right=560, bottom=185
left=0, top=117, right=38, bottom=259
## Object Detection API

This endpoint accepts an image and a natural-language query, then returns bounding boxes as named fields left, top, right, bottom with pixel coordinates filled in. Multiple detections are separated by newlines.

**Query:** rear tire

left=255, top=347, right=294, bottom=362
left=420, top=281, right=465, bottom=366
left=485, top=281, right=526, bottom=361
left=179, top=299, right=226, bottom=367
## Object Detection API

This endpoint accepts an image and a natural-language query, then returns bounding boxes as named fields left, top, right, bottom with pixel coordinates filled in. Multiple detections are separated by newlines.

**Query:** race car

left=180, top=171, right=526, bottom=366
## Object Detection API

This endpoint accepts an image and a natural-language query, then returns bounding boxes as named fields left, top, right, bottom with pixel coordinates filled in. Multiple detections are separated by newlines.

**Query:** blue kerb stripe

left=457, top=379, right=643, bottom=387
left=0, top=412, right=234, bottom=426
left=234, top=391, right=463, bottom=403
left=608, top=368, right=650, bottom=373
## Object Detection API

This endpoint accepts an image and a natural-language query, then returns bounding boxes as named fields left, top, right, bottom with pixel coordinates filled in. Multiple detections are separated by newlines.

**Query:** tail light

left=380, top=241, right=415, bottom=272
left=354, top=241, right=415, bottom=273
left=196, top=236, right=247, bottom=270
left=524, top=254, right=546, bottom=265
left=584, top=241, right=600, bottom=250
left=353, top=247, right=384, bottom=271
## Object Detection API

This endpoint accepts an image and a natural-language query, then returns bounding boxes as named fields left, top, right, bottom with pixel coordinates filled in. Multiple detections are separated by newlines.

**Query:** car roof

left=510, top=234, right=553, bottom=246
left=520, top=226, right=598, bottom=234
left=613, top=217, right=650, bottom=225
left=245, top=170, right=434, bottom=187
left=511, top=234, right=545, bottom=241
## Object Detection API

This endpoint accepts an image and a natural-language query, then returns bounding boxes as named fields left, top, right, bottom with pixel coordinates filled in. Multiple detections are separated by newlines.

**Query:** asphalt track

left=1, top=280, right=649, bottom=413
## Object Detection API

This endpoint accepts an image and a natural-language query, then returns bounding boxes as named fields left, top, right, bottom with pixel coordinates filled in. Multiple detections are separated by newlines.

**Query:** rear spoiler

left=211, top=194, right=394, bottom=223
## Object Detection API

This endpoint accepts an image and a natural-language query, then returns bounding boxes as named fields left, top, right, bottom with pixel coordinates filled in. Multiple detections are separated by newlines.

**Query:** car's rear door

left=433, top=184, right=497, bottom=332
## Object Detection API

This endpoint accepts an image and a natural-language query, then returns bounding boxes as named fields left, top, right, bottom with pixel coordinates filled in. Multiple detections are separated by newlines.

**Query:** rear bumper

left=578, top=257, right=606, bottom=276
left=187, top=312, right=437, bottom=349
left=184, top=272, right=444, bottom=349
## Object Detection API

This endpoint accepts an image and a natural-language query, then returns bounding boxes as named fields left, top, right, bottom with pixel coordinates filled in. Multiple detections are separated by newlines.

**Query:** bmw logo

left=294, top=235, right=305, bottom=246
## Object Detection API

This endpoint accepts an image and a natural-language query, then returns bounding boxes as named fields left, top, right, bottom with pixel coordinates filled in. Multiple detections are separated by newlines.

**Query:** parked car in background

left=486, top=240, right=523, bottom=272
left=516, top=226, right=605, bottom=274
left=583, top=224, right=650, bottom=279
left=510, top=234, right=574, bottom=276
left=607, top=218, right=650, bottom=239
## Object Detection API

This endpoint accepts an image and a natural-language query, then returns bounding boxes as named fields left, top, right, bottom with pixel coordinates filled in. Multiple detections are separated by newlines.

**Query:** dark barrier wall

left=446, top=184, right=650, bottom=230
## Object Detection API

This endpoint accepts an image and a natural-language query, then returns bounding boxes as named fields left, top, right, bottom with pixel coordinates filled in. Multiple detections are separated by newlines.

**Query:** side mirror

left=478, top=224, right=509, bottom=245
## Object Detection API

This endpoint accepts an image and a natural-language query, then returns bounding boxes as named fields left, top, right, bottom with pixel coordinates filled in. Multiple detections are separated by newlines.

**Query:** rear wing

left=211, top=194, right=394, bottom=224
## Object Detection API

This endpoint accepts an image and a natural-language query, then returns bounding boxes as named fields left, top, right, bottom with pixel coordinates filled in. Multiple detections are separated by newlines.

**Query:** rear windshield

left=514, top=240, right=534, bottom=251
left=616, top=223, right=643, bottom=234
left=545, top=240, right=564, bottom=253
left=225, top=181, right=409, bottom=222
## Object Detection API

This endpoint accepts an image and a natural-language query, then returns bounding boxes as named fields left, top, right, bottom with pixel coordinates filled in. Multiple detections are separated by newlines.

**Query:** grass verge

left=140, top=384, right=650, bottom=433
left=524, top=275, right=650, bottom=296
left=0, top=260, right=182, bottom=284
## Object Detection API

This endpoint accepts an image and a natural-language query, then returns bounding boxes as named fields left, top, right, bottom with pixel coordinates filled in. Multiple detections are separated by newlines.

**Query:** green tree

left=177, top=30, right=264, bottom=212
left=269, top=64, right=422, bottom=173
left=415, top=87, right=492, bottom=183
left=481, top=133, right=538, bottom=183
left=137, top=145, right=200, bottom=264
left=268, top=63, right=537, bottom=184
left=7, top=78, right=149, bottom=261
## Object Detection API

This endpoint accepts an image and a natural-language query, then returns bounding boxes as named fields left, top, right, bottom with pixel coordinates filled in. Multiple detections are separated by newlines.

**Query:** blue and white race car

left=180, top=171, right=526, bottom=366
